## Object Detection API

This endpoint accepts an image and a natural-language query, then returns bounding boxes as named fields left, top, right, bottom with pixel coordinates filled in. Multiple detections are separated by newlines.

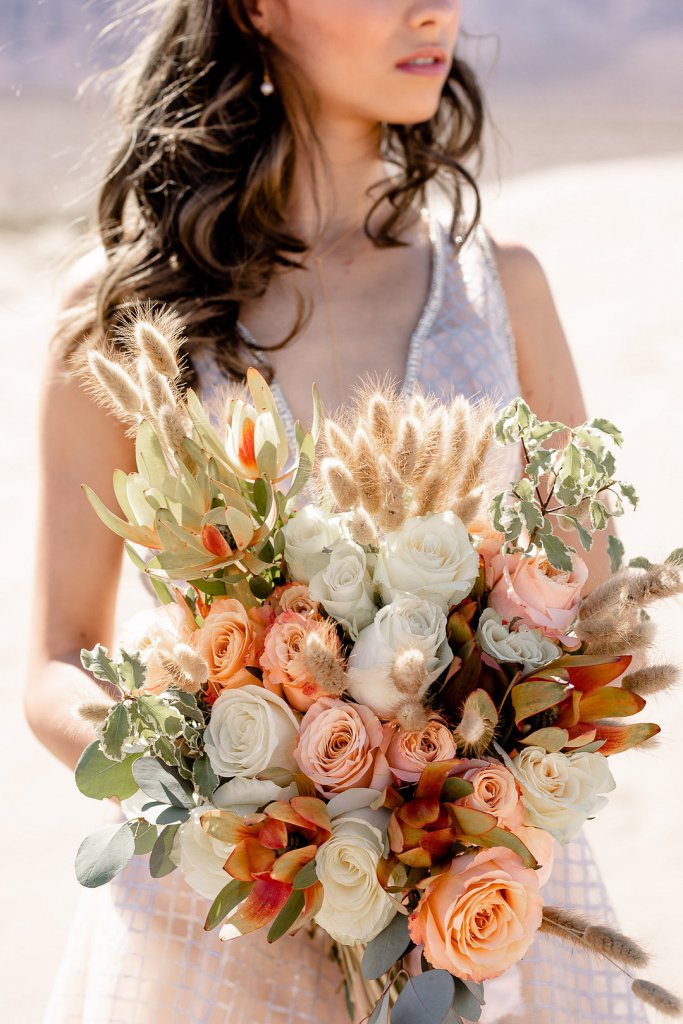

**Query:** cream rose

left=295, top=697, right=392, bottom=797
left=309, top=541, right=377, bottom=635
left=409, top=847, right=543, bottom=982
left=476, top=609, right=559, bottom=675
left=511, top=747, right=616, bottom=844
left=282, top=507, right=348, bottom=583
left=170, top=807, right=234, bottom=901
left=386, top=718, right=457, bottom=784
left=374, top=512, right=479, bottom=612
left=488, top=550, right=588, bottom=648
left=346, top=595, right=451, bottom=719
left=315, top=814, right=397, bottom=944
left=204, top=684, right=300, bottom=779
left=213, top=777, right=297, bottom=815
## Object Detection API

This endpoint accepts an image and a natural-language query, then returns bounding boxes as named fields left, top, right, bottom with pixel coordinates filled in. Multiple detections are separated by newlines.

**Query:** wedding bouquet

left=72, top=311, right=682, bottom=1023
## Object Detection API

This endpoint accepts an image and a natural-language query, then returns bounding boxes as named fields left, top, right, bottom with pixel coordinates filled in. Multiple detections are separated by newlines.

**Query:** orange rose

left=409, top=847, right=543, bottom=982
left=260, top=611, right=329, bottom=712
left=190, top=598, right=266, bottom=691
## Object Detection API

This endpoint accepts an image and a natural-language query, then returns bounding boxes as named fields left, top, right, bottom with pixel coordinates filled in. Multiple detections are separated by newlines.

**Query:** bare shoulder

left=486, top=234, right=587, bottom=425
left=57, top=245, right=107, bottom=313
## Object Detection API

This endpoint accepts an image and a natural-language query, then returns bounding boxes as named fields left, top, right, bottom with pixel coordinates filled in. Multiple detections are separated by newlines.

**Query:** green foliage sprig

left=490, top=399, right=638, bottom=572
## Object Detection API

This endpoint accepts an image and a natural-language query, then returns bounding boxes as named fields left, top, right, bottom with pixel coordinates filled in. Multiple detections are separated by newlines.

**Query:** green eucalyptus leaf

left=267, top=888, right=305, bottom=943
left=80, top=644, right=121, bottom=689
left=189, top=577, right=228, bottom=596
left=140, top=802, right=191, bottom=826
left=193, top=754, right=219, bottom=799
left=362, top=911, right=412, bottom=981
left=149, top=823, right=181, bottom=878
left=132, top=756, right=195, bottom=808
left=205, top=879, right=254, bottom=932
left=540, top=533, right=574, bottom=573
left=608, top=535, right=625, bottom=572
left=588, top=417, right=624, bottom=446
left=130, top=819, right=158, bottom=855
left=391, top=971, right=455, bottom=1024
left=249, top=575, right=274, bottom=600
left=252, top=478, right=270, bottom=519
left=75, top=743, right=142, bottom=801
left=75, top=822, right=135, bottom=888
left=165, top=688, right=205, bottom=726
left=452, top=977, right=484, bottom=1021
left=100, top=702, right=132, bottom=761
left=368, top=990, right=391, bottom=1024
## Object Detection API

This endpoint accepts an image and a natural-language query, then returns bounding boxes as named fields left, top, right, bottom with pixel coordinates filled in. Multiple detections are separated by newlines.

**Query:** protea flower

left=225, top=369, right=289, bottom=481
left=200, top=796, right=331, bottom=939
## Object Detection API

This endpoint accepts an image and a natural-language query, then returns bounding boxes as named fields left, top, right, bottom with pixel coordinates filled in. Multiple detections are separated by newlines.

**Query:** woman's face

left=253, top=0, right=462, bottom=128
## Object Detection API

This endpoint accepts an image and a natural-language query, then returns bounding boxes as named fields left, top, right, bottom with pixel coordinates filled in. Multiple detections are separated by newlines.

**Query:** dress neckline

left=235, top=210, right=446, bottom=446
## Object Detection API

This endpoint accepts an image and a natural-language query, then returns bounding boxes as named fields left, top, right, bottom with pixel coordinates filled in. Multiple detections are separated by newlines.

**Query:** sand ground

left=1, top=152, right=682, bottom=1021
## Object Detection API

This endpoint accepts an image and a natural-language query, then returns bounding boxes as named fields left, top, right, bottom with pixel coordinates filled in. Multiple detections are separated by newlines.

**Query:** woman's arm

left=24, top=274, right=137, bottom=771
left=491, top=240, right=614, bottom=588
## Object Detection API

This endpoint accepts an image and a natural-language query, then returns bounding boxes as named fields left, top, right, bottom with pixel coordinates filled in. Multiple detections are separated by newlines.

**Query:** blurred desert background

left=1, top=1, right=682, bottom=1021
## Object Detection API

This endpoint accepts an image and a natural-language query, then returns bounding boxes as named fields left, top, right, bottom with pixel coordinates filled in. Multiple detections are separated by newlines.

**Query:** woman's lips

left=396, top=57, right=447, bottom=76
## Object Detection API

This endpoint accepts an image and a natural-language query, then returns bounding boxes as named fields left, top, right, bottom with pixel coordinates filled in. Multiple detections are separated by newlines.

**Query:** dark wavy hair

left=57, top=0, right=486, bottom=385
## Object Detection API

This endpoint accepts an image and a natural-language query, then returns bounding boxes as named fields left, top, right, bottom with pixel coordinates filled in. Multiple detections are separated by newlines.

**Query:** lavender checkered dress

left=45, top=216, right=649, bottom=1024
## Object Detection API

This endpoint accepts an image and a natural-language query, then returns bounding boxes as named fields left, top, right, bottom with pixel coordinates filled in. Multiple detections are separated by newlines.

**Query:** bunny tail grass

left=583, top=926, right=648, bottom=968
left=631, top=980, right=682, bottom=1017
left=622, top=663, right=681, bottom=696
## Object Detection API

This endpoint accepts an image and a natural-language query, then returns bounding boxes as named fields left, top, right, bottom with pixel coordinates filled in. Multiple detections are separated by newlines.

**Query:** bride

left=26, top=1, right=649, bottom=1021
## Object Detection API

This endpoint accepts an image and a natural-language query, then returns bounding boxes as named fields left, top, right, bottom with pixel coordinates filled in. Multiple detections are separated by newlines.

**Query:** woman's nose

left=406, top=0, right=460, bottom=30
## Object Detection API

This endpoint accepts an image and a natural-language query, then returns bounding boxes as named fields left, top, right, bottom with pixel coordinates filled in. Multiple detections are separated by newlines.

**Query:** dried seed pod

left=393, top=415, right=423, bottom=483
left=137, top=358, right=176, bottom=416
left=453, top=689, right=498, bottom=757
left=583, top=926, right=648, bottom=968
left=622, top=663, right=680, bottom=697
left=353, top=428, right=382, bottom=514
left=631, top=980, right=681, bottom=1018
left=87, top=350, right=144, bottom=419
left=348, top=507, right=378, bottom=547
left=321, top=457, right=360, bottom=511
left=304, top=630, right=347, bottom=696
left=390, top=648, right=427, bottom=696
left=134, top=320, right=180, bottom=378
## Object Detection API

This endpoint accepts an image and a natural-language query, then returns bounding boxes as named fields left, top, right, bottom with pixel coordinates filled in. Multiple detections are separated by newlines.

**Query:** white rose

left=282, top=507, right=348, bottom=583
left=346, top=595, right=451, bottom=718
left=315, top=814, right=397, bottom=944
left=476, top=609, right=559, bottom=675
left=308, top=541, right=377, bottom=636
left=170, top=807, right=234, bottom=900
left=511, top=747, right=616, bottom=844
left=213, top=776, right=297, bottom=814
left=374, top=512, right=479, bottom=612
left=204, top=684, right=300, bottom=779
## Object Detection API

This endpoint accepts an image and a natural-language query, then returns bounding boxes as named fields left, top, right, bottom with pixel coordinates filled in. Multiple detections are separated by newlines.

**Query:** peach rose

left=267, top=583, right=320, bottom=618
left=454, top=758, right=555, bottom=886
left=190, top=598, right=267, bottom=691
left=409, top=847, right=543, bottom=982
left=260, top=611, right=330, bottom=712
left=488, top=550, right=588, bottom=648
left=386, top=719, right=457, bottom=784
left=469, top=520, right=506, bottom=589
left=295, top=697, right=392, bottom=797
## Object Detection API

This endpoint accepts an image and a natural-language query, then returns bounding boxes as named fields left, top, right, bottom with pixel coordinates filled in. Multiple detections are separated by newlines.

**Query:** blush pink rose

left=469, top=520, right=506, bottom=589
left=295, top=697, right=392, bottom=797
left=488, top=551, right=588, bottom=648
left=260, top=611, right=331, bottom=712
left=409, top=847, right=543, bottom=982
left=386, top=719, right=457, bottom=784
left=266, top=583, right=320, bottom=618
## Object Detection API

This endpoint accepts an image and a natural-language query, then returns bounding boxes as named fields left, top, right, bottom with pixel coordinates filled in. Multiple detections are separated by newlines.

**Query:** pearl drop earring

left=260, top=69, right=275, bottom=97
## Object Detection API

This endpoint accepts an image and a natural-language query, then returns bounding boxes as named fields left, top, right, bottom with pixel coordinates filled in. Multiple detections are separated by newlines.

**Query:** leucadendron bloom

left=374, top=512, right=479, bottom=613
left=224, top=368, right=289, bottom=480
left=476, top=608, right=560, bottom=675
left=314, top=812, right=397, bottom=944
left=511, top=747, right=616, bottom=844
left=282, top=507, right=348, bottom=583
left=308, top=540, right=377, bottom=635
left=204, top=684, right=300, bottom=779
left=409, top=847, right=543, bottom=982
